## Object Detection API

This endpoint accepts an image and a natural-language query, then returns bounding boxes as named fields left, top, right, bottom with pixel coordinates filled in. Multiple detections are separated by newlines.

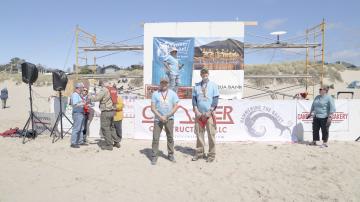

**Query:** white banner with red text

left=134, top=99, right=298, bottom=142
left=296, top=100, right=349, bottom=132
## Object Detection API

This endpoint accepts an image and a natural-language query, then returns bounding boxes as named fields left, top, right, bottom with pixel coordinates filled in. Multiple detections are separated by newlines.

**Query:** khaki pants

left=100, top=111, right=120, bottom=147
left=152, top=120, right=174, bottom=157
left=194, top=116, right=216, bottom=158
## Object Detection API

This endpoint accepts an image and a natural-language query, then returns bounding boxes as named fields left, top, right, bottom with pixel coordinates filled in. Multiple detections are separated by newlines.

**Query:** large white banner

left=50, top=97, right=356, bottom=141
left=134, top=99, right=296, bottom=142
left=296, top=100, right=349, bottom=132
left=144, top=22, right=245, bottom=99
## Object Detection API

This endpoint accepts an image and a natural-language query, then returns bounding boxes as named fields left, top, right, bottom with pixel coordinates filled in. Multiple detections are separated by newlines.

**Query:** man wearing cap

left=192, top=68, right=219, bottom=162
left=70, top=83, right=86, bottom=148
left=163, top=47, right=184, bottom=92
left=150, top=77, right=179, bottom=165
left=90, top=80, right=120, bottom=150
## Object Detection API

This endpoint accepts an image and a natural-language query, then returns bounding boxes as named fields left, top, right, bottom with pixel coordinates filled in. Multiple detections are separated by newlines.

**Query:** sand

left=1, top=71, right=360, bottom=202
left=0, top=137, right=359, bottom=202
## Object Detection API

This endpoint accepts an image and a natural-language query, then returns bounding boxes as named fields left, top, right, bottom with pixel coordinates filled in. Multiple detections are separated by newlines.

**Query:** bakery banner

left=296, top=100, right=349, bottom=132
left=134, top=99, right=296, bottom=142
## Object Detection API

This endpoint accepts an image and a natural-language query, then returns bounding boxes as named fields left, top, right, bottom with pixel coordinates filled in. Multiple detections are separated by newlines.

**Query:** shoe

left=320, top=143, right=328, bottom=148
left=102, top=146, right=113, bottom=151
left=113, top=142, right=121, bottom=148
left=151, top=157, right=158, bottom=165
left=70, top=144, right=80, bottom=148
left=192, top=154, right=205, bottom=161
left=309, top=141, right=317, bottom=146
left=79, top=143, right=89, bottom=146
left=168, top=154, right=176, bottom=162
left=206, top=157, right=215, bottom=163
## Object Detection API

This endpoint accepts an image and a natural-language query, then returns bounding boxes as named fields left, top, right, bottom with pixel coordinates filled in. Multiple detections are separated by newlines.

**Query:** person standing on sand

left=306, top=85, right=336, bottom=148
left=1, top=87, right=8, bottom=109
left=150, top=77, right=179, bottom=165
left=192, top=68, right=219, bottom=163
left=90, top=80, right=120, bottom=151
left=70, top=83, right=86, bottom=148
left=113, top=95, right=124, bottom=146
left=81, top=87, right=93, bottom=143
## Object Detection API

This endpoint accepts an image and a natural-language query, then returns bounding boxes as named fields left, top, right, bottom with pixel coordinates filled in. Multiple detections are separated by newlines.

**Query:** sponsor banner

left=296, top=100, right=349, bottom=132
left=152, top=37, right=194, bottom=86
left=237, top=100, right=297, bottom=141
left=134, top=99, right=296, bottom=142
left=144, top=22, right=245, bottom=87
left=192, top=70, right=244, bottom=99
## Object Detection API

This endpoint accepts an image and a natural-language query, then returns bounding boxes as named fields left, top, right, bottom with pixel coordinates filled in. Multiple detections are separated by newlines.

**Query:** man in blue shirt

left=70, top=83, right=86, bottom=148
left=163, top=47, right=184, bottom=92
left=192, top=68, right=219, bottom=162
left=151, top=77, right=180, bottom=165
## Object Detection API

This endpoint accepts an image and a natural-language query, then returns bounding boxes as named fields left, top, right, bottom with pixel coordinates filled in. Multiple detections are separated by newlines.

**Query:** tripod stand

left=22, top=83, right=52, bottom=144
left=50, top=91, right=73, bottom=143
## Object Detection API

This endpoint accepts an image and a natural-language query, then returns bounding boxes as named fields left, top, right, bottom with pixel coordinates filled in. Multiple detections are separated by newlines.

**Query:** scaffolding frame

left=74, top=20, right=325, bottom=99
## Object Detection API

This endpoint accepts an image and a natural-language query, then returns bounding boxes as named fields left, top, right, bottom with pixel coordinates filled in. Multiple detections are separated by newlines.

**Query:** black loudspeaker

left=52, top=70, right=68, bottom=91
left=21, top=62, right=38, bottom=84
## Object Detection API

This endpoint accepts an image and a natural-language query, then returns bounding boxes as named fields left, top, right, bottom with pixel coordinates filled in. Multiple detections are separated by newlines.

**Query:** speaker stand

left=50, top=91, right=73, bottom=143
left=22, top=83, right=52, bottom=144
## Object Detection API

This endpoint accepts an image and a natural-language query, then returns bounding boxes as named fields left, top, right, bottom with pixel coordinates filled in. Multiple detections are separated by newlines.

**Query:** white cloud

left=262, top=18, right=288, bottom=30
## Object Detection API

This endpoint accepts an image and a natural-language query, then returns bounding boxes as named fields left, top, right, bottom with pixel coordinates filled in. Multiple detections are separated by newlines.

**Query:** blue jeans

left=71, top=112, right=85, bottom=145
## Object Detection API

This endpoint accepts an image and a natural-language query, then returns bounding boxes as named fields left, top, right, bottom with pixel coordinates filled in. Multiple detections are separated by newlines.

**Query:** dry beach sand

left=1, top=74, right=360, bottom=202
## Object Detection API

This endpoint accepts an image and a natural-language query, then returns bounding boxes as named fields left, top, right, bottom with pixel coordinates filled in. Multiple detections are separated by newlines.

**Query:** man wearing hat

left=150, top=77, right=179, bottom=165
left=90, top=80, right=120, bottom=150
left=192, top=68, right=219, bottom=162
left=70, top=83, right=86, bottom=148
left=163, top=47, right=184, bottom=92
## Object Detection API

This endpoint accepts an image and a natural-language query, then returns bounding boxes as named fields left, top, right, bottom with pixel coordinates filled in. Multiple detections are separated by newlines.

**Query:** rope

left=63, top=30, right=75, bottom=69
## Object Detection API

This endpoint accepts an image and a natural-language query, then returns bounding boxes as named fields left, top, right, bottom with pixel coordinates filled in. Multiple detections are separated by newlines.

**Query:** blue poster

left=152, top=37, right=194, bottom=91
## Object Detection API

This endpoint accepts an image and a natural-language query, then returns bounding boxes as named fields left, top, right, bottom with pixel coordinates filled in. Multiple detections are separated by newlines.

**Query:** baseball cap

left=75, top=83, right=84, bottom=88
left=200, top=68, right=209, bottom=74
left=160, top=77, right=169, bottom=83
left=169, top=47, right=178, bottom=53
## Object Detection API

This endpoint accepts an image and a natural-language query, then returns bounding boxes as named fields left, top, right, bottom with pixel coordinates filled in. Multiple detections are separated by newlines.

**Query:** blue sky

left=1, top=0, right=359, bottom=70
